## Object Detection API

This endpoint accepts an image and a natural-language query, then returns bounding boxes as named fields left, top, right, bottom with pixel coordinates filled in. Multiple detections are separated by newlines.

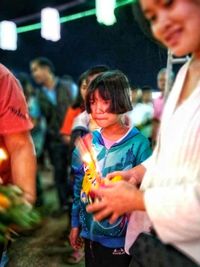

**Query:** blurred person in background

left=152, top=68, right=175, bottom=147
left=30, top=57, right=73, bottom=215
left=60, top=71, right=87, bottom=148
left=127, top=85, right=153, bottom=142
left=70, top=65, right=110, bottom=145
left=62, top=74, right=78, bottom=102
left=130, top=86, right=140, bottom=108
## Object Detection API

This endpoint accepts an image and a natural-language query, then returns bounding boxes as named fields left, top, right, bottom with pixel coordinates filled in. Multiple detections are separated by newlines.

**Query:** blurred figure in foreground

left=0, top=64, right=36, bottom=266
left=87, top=0, right=200, bottom=266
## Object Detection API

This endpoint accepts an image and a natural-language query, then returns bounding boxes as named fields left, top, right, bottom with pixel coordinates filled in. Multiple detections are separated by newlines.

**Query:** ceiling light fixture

left=41, top=7, right=61, bottom=41
left=0, top=21, right=17, bottom=50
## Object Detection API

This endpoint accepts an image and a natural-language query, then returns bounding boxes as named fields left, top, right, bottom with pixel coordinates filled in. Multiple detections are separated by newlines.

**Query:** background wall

left=0, top=5, right=167, bottom=88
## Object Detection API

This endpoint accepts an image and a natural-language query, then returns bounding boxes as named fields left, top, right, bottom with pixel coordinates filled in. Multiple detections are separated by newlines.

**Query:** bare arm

left=4, top=131, right=37, bottom=203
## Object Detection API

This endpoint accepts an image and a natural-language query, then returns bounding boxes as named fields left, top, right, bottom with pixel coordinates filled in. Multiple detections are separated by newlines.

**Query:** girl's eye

left=146, top=0, right=174, bottom=23
left=103, top=100, right=110, bottom=105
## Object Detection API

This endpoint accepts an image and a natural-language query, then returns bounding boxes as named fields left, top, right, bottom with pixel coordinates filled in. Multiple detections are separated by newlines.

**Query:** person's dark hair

left=30, top=57, right=55, bottom=74
left=132, top=1, right=165, bottom=48
left=86, top=70, right=132, bottom=114
left=141, top=85, right=152, bottom=92
left=78, top=71, right=87, bottom=88
left=85, top=65, right=110, bottom=78
left=72, top=66, right=110, bottom=109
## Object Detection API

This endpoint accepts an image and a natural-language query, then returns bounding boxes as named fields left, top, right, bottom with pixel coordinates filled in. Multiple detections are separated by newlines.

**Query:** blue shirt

left=42, top=85, right=57, bottom=105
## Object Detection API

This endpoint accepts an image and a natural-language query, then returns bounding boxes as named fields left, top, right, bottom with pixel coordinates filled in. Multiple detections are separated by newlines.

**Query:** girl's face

left=140, top=0, right=200, bottom=57
left=90, top=90, right=120, bottom=129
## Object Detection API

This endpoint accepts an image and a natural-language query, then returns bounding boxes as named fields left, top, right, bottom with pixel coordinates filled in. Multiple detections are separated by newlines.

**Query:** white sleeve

left=144, top=183, right=200, bottom=243
left=141, top=156, right=152, bottom=169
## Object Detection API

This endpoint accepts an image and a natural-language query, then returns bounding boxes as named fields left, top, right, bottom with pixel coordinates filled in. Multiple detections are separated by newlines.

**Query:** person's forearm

left=12, top=137, right=36, bottom=203
left=5, top=132, right=37, bottom=203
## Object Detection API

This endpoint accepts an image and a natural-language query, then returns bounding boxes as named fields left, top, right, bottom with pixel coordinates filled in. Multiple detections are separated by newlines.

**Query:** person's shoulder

left=69, top=106, right=81, bottom=114
left=0, top=64, right=12, bottom=79
left=129, top=126, right=150, bottom=142
left=57, top=77, right=72, bottom=88
left=76, top=111, right=89, bottom=122
left=72, top=111, right=89, bottom=130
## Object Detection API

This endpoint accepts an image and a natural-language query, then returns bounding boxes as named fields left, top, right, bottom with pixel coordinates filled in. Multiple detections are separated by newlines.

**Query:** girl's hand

left=69, top=227, right=84, bottom=250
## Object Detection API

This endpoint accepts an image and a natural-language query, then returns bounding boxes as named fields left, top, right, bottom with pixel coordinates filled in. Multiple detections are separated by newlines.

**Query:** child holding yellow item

left=69, top=70, right=152, bottom=267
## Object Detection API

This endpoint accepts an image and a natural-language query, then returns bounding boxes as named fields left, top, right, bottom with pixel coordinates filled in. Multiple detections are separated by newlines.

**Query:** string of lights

left=0, top=0, right=134, bottom=50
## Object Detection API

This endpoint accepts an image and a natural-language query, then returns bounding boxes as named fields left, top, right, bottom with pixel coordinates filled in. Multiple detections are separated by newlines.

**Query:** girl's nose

left=95, top=102, right=104, bottom=113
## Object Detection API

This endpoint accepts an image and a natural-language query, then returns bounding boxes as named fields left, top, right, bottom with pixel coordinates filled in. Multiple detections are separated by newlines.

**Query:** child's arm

left=69, top=227, right=83, bottom=249
left=71, top=148, right=84, bottom=231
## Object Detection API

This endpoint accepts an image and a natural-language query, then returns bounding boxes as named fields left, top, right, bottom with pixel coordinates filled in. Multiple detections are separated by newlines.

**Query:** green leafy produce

left=0, top=185, right=41, bottom=242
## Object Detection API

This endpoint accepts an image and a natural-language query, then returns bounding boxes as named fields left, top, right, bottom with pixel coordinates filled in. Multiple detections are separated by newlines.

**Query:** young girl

left=69, top=70, right=152, bottom=267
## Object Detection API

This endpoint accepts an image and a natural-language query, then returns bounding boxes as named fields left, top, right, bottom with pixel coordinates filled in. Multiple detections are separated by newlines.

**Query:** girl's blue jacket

left=71, top=127, right=152, bottom=248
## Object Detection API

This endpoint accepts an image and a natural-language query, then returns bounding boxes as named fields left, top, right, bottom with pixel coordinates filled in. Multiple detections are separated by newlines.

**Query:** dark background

left=0, top=0, right=167, bottom=88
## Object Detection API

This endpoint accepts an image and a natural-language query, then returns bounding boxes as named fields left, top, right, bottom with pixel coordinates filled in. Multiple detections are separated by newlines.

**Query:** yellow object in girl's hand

left=110, top=175, right=122, bottom=183
left=103, top=175, right=122, bottom=186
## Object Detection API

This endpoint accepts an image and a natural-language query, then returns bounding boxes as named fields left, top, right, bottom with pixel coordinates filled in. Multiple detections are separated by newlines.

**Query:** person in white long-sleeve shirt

left=86, top=0, right=200, bottom=265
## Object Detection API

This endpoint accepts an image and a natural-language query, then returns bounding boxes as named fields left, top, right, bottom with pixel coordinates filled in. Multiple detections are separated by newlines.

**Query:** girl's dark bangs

left=98, top=84, right=111, bottom=100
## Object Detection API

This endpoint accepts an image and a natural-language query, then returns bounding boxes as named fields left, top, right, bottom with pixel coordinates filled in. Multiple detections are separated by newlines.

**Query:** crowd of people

left=0, top=0, right=200, bottom=266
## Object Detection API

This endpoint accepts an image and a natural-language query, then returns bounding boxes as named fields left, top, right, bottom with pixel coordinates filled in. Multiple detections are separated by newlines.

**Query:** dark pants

left=84, top=239, right=131, bottom=267
left=47, top=141, right=69, bottom=210
left=35, top=172, right=44, bottom=207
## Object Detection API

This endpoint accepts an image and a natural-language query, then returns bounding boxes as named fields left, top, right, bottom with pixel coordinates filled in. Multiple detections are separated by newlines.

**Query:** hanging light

left=41, top=7, right=61, bottom=41
left=0, top=21, right=17, bottom=50
left=95, top=0, right=116, bottom=26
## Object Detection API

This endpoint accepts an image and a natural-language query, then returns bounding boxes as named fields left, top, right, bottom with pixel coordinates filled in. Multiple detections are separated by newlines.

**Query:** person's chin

left=170, top=47, right=190, bottom=57
left=167, top=41, right=191, bottom=57
left=95, top=120, right=106, bottom=127
left=33, top=78, right=43, bottom=84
